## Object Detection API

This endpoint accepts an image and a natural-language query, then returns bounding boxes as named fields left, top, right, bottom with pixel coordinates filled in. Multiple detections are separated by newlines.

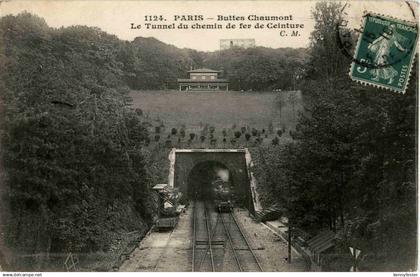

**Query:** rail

left=219, top=209, right=242, bottom=271
left=204, top=202, right=215, bottom=271
left=192, top=201, right=216, bottom=272
left=229, top=211, right=263, bottom=271
left=191, top=201, right=197, bottom=272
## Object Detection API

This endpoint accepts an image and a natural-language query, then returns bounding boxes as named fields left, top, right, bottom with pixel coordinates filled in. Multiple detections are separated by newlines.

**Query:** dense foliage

left=121, top=37, right=306, bottom=91
left=0, top=13, right=153, bottom=264
left=123, top=37, right=201, bottom=89
left=204, top=47, right=307, bottom=91
left=261, top=2, right=417, bottom=271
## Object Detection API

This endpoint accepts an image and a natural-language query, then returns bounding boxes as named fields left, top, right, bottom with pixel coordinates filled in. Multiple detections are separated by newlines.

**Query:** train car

left=155, top=217, right=179, bottom=231
left=212, top=178, right=233, bottom=213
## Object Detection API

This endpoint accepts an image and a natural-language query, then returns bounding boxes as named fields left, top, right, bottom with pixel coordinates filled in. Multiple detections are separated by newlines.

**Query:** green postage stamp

left=350, top=13, right=418, bottom=93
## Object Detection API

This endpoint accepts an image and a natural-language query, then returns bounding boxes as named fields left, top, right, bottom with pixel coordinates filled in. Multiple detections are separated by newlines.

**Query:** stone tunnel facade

left=167, top=149, right=262, bottom=213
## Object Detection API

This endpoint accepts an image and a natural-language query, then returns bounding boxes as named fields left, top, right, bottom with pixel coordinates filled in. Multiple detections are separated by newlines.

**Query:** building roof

left=307, top=230, right=336, bottom=254
left=188, top=68, right=221, bottom=73
left=152, top=184, right=168, bottom=190
left=177, top=78, right=229, bottom=83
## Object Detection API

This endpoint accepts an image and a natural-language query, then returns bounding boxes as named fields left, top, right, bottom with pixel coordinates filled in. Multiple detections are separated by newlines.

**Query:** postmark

left=349, top=13, right=418, bottom=93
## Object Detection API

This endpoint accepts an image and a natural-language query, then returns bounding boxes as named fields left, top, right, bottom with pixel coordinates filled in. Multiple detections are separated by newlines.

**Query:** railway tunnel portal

left=167, top=149, right=262, bottom=213
left=187, top=160, right=231, bottom=201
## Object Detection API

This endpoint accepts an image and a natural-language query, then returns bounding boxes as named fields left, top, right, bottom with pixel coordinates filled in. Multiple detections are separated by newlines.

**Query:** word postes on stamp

left=350, top=13, right=418, bottom=93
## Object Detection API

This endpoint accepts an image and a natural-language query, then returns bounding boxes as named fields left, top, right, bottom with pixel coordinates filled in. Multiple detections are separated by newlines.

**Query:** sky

left=0, top=0, right=418, bottom=51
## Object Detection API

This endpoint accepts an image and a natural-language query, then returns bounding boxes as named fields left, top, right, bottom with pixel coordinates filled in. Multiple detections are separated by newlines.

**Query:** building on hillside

left=177, top=68, right=229, bottom=91
left=220, top=39, right=255, bottom=50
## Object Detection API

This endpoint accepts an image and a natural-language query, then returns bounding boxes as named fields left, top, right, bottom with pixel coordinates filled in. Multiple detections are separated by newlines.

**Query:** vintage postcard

left=0, top=0, right=418, bottom=274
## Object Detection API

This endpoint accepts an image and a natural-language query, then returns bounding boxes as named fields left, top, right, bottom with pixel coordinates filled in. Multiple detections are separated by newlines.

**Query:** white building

left=220, top=39, right=256, bottom=50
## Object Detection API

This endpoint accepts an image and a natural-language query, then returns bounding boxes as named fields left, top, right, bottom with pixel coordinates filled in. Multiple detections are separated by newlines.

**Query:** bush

left=135, top=108, right=143, bottom=116
left=145, top=137, right=151, bottom=146
left=252, top=128, right=258, bottom=136
left=245, top=133, right=251, bottom=141
left=155, top=134, right=161, bottom=141
left=277, top=130, right=283, bottom=137
left=155, top=126, right=161, bottom=133
left=171, top=128, right=177, bottom=135
left=272, top=137, right=279, bottom=145
left=189, top=133, right=196, bottom=140
left=200, top=135, right=206, bottom=142
left=165, top=139, right=172, bottom=147
left=234, top=131, right=242, bottom=138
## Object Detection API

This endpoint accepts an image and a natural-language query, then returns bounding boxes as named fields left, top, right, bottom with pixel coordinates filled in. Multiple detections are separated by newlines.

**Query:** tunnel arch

left=169, top=149, right=256, bottom=209
left=186, top=160, right=233, bottom=201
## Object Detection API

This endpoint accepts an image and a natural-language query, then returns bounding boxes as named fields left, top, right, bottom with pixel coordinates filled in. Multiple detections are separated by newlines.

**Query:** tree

left=251, top=128, right=258, bottom=136
left=266, top=2, right=418, bottom=270
left=0, top=13, right=153, bottom=260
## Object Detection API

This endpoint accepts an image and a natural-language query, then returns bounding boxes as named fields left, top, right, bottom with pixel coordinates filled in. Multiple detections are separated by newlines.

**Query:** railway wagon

left=155, top=217, right=179, bottom=231
left=212, top=178, right=234, bottom=212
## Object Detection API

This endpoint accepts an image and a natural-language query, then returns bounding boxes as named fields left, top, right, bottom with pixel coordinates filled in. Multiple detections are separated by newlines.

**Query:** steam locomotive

left=212, top=178, right=234, bottom=213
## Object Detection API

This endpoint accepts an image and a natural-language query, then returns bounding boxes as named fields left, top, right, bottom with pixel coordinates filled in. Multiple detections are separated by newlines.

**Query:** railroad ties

left=192, top=200, right=263, bottom=272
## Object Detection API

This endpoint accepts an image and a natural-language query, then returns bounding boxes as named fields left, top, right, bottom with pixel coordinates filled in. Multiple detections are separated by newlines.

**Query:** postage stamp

left=350, top=13, right=418, bottom=93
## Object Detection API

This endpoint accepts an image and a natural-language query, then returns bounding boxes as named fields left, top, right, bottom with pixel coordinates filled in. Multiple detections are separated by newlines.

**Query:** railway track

left=220, top=211, right=263, bottom=271
left=192, top=201, right=215, bottom=271
left=191, top=200, right=263, bottom=272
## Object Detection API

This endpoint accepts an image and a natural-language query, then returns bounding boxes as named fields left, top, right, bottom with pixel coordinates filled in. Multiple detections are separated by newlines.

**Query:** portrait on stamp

left=350, top=13, right=418, bottom=93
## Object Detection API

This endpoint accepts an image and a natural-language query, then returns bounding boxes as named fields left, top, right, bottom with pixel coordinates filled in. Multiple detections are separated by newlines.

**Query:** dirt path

left=119, top=208, right=192, bottom=272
